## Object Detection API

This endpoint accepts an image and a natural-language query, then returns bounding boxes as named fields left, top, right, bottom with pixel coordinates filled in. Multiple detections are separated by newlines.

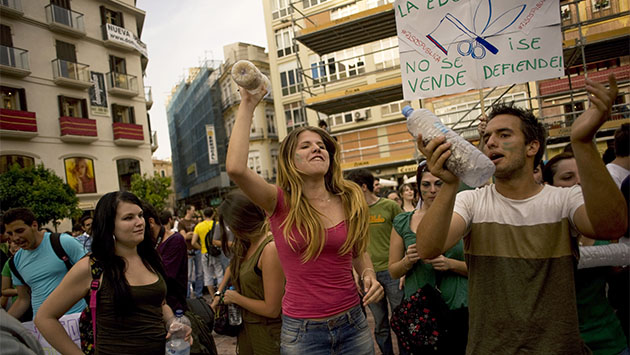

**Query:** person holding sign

left=227, top=84, right=383, bottom=354
left=414, top=74, right=626, bottom=353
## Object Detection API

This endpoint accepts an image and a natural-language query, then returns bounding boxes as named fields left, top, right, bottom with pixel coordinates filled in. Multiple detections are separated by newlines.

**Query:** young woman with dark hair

left=210, top=190, right=284, bottom=354
left=35, top=191, right=189, bottom=354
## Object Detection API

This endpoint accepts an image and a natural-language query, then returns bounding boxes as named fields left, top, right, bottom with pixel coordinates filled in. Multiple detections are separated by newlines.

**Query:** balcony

left=145, top=86, right=153, bottom=110
left=59, top=116, right=98, bottom=143
left=0, top=0, right=23, bottom=18
left=0, top=108, right=37, bottom=139
left=150, top=130, right=158, bottom=152
left=52, top=59, right=92, bottom=89
left=107, top=72, right=138, bottom=97
left=45, top=4, right=85, bottom=37
left=539, top=65, right=630, bottom=96
left=296, top=3, right=396, bottom=55
left=305, top=77, right=403, bottom=115
left=0, top=45, right=30, bottom=77
left=113, top=122, right=144, bottom=146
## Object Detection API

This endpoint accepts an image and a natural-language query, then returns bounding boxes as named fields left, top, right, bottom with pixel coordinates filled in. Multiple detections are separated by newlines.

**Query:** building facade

left=1, top=0, right=155, bottom=214
left=261, top=0, right=629, bottom=184
left=166, top=42, right=279, bottom=209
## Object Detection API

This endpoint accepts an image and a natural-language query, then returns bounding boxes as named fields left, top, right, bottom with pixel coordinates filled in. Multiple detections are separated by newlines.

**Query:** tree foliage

left=0, top=164, right=81, bottom=228
left=129, top=172, right=172, bottom=212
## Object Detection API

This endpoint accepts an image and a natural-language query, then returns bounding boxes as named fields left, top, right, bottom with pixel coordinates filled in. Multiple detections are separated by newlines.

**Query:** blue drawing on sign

left=426, top=0, right=526, bottom=59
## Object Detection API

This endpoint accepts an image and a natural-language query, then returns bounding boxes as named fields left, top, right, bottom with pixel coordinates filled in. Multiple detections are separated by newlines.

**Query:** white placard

left=206, top=125, right=219, bottom=165
left=104, top=23, right=148, bottom=57
left=395, top=0, right=563, bottom=99
left=22, top=312, right=82, bottom=354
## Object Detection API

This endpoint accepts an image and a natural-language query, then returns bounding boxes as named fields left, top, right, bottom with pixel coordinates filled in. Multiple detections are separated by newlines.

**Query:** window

left=561, top=5, right=571, bottom=20
left=1, top=86, right=26, bottom=111
left=270, top=149, right=278, bottom=179
left=116, top=158, right=140, bottom=191
left=271, top=0, right=293, bottom=20
left=434, top=93, right=527, bottom=129
left=309, top=46, right=365, bottom=87
left=1, top=154, right=34, bottom=174
left=279, top=62, right=303, bottom=96
left=112, top=104, right=135, bottom=124
left=373, top=37, right=399, bottom=70
left=266, top=109, right=277, bottom=135
left=592, top=0, right=610, bottom=11
left=284, top=102, right=306, bottom=132
left=58, top=95, right=87, bottom=118
left=161, top=170, right=165, bottom=177
left=56, top=40, right=77, bottom=62
left=109, top=55, right=126, bottom=74
left=302, top=0, right=328, bottom=9
left=100, top=6, right=124, bottom=27
left=275, top=28, right=297, bottom=58
left=330, top=3, right=358, bottom=20
left=329, top=108, right=372, bottom=127
left=248, top=151, right=262, bottom=175
left=380, top=100, right=410, bottom=116
left=564, top=101, right=585, bottom=125
left=225, top=113, right=235, bottom=137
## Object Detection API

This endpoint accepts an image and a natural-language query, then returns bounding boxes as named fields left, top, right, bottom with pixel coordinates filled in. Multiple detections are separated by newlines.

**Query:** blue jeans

left=280, top=305, right=374, bottom=355
left=367, top=270, right=406, bottom=355
left=187, top=250, right=204, bottom=297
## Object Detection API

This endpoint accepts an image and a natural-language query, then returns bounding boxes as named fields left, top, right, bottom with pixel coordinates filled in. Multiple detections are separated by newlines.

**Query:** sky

left=137, top=1, right=269, bottom=160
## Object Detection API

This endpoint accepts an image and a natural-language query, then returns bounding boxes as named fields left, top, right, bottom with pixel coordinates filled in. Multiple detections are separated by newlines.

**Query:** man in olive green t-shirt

left=347, top=169, right=405, bottom=355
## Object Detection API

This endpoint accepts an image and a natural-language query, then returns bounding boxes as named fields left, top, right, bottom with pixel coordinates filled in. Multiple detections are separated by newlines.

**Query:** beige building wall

left=1, top=0, right=153, bottom=214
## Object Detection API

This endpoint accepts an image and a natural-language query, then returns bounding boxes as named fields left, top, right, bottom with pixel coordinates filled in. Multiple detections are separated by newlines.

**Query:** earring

left=112, top=234, right=116, bottom=241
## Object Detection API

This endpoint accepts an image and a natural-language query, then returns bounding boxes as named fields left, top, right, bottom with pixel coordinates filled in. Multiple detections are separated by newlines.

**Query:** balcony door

left=56, top=40, right=77, bottom=79
left=109, top=56, right=128, bottom=89
left=51, top=0, right=72, bottom=27
left=0, top=24, right=15, bottom=67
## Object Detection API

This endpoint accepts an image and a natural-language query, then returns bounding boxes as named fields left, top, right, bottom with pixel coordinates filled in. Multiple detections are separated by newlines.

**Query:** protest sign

left=22, top=313, right=81, bottom=354
left=395, top=0, right=563, bottom=99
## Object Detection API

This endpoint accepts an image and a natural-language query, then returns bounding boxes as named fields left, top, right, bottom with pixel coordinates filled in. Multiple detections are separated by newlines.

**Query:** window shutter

left=118, top=11, right=124, bottom=27
left=111, top=104, right=118, bottom=122
left=80, top=99, right=88, bottom=118
left=56, top=41, right=76, bottom=62
left=100, top=6, right=106, bottom=25
left=18, top=88, right=27, bottom=111
left=57, top=95, right=65, bottom=117
left=129, top=106, right=135, bottom=124
left=0, top=24, right=12, bottom=47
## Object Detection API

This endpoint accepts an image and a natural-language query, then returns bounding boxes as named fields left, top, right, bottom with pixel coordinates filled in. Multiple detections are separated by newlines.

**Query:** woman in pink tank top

left=226, top=82, right=384, bottom=354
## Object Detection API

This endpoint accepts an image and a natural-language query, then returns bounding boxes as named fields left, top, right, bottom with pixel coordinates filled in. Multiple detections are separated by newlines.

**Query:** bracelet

left=361, top=268, right=375, bottom=281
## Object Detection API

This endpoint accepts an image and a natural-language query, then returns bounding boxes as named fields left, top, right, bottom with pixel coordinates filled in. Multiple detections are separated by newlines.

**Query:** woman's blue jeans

left=280, top=305, right=375, bottom=355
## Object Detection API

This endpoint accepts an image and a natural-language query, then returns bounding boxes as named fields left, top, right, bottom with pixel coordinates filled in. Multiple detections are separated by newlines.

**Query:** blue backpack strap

left=50, top=233, right=73, bottom=271
left=8, top=256, right=27, bottom=287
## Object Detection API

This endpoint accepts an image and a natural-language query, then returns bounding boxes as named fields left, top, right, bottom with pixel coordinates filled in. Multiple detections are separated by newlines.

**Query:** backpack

left=79, top=256, right=103, bottom=355
left=186, top=297, right=217, bottom=355
left=205, top=221, right=221, bottom=257
left=9, top=233, right=73, bottom=286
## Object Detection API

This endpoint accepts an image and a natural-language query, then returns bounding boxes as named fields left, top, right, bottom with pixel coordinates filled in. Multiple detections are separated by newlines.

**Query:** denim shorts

left=280, top=304, right=375, bottom=355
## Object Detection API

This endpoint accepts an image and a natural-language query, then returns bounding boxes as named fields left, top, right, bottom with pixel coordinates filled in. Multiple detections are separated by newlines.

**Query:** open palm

left=571, top=74, right=618, bottom=144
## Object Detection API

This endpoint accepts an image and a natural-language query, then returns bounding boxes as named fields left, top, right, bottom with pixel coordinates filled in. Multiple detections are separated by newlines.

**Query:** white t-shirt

left=606, top=163, right=630, bottom=188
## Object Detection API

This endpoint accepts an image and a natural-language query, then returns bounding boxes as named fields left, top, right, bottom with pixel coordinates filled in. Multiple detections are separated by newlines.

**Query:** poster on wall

left=206, top=124, right=219, bottom=165
left=22, top=313, right=81, bottom=354
left=89, top=71, right=109, bottom=116
left=64, top=157, right=97, bottom=194
left=395, top=0, right=563, bottom=99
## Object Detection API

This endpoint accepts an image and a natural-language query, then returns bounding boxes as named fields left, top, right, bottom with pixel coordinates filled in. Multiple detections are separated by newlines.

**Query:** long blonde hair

left=277, top=126, right=369, bottom=263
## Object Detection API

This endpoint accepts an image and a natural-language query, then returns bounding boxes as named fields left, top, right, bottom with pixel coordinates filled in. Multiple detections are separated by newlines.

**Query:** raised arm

left=415, top=135, right=467, bottom=259
left=34, top=257, right=91, bottom=355
left=571, top=74, right=628, bottom=239
left=226, top=86, right=277, bottom=215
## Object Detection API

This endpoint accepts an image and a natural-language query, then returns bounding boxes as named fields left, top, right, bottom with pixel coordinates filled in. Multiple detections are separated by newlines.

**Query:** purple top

left=157, top=231, right=188, bottom=311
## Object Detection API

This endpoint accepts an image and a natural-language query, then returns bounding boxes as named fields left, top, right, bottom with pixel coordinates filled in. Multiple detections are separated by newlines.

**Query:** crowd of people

left=0, top=74, right=628, bottom=355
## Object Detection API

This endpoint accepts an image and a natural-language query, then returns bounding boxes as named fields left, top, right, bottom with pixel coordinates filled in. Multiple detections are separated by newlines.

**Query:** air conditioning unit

left=354, top=109, right=369, bottom=122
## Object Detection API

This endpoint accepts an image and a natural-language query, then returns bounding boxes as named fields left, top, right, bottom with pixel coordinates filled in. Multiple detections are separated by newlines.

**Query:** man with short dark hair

left=142, top=204, right=188, bottom=311
left=346, top=168, right=404, bottom=355
left=607, top=123, right=629, bottom=188
left=75, top=215, right=92, bottom=252
left=416, top=76, right=627, bottom=353
left=4, top=208, right=86, bottom=320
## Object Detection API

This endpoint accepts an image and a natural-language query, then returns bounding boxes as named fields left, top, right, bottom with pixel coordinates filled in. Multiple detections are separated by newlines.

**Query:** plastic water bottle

left=166, top=310, right=191, bottom=355
left=402, top=106, right=495, bottom=187
left=231, top=60, right=271, bottom=96
left=227, top=286, right=243, bottom=326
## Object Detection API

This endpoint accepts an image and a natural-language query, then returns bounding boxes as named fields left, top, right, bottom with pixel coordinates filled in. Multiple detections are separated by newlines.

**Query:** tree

left=0, top=164, right=81, bottom=229
left=129, top=172, right=173, bottom=211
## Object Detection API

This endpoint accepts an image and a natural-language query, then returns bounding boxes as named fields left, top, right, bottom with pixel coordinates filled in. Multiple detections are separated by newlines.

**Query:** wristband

left=213, top=291, right=222, bottom=297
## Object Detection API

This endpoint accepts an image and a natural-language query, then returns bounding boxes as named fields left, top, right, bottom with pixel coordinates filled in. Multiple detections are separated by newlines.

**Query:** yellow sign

left=397, top=164, right=418, bottom=174
left=341, top=153, right=415, bottom=170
